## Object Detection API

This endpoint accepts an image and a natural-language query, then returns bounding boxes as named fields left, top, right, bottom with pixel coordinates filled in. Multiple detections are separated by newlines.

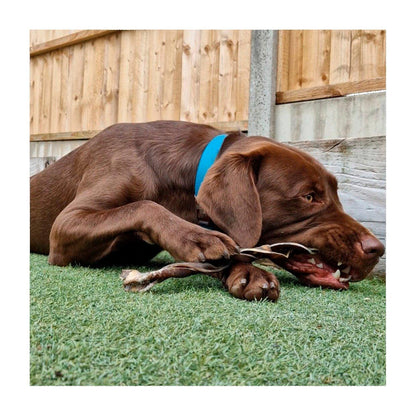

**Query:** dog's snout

left=360, top=235, right=385, bottom=258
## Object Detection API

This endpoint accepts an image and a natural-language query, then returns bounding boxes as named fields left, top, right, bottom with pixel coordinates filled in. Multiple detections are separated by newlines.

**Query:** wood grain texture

left=276, top=77, right=385, bottom=104
left=30, top=30, right=250, bottom=134
left=103, top=32, right=121, bottom=126
left=30, top=30, right=119, bottom=56
left=162, top=30, right=183, bottom=120
left=30, top=30, right=385, bottom=133
left=180, top=30, right=201, bottom=122
left=276, top=30, right=386, bottom=103
left=236, top=30, right=251, bottom=122
left=276, top=30, right=289, bottom=93
left=218, top=30, right=239, bottom=123
left=118, top=30, right=149, bottom=122
left=199, top=30, right=221, bottom=123
left=67, top=43, right=85, bottom=131
left=329, top=30, right=351, bottom=84
left=30, top=30, right=78, bottom=46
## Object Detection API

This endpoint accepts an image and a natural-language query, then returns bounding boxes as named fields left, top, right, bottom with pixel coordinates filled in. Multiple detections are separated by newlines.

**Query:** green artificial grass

left=30, top=252, right=386, bottom=386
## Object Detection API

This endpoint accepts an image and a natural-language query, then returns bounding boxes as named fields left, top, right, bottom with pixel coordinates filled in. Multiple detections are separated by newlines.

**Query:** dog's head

left=196, top=136, right=385, bottom=289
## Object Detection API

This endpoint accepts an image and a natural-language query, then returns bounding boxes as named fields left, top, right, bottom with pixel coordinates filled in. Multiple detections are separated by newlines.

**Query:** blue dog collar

left=194, top=133, right=228, bottom=196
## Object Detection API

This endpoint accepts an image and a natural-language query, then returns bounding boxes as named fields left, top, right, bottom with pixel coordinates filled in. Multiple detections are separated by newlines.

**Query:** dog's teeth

left=341, top=265, right=351, bottom=274
left=332, top=269, right=341, bottom=279
left=337, top=261, right=342, bottom=266
left=316, top=263, right=323, bottom=269
left=307, top=258, right=316, bottom=265
left=340, top=277, right=350, bottom=283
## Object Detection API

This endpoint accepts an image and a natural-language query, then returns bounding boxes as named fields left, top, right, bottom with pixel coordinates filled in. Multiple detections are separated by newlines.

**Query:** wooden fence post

left=248, top=30, right=278, bottom=137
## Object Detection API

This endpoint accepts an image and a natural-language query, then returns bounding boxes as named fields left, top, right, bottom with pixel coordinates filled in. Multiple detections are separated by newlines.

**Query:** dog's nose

left=360, top=235, right=385, bottom=258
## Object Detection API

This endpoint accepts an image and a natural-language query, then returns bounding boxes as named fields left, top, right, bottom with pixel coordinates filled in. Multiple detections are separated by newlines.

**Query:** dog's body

left=30, top=121, right=384, bottom=300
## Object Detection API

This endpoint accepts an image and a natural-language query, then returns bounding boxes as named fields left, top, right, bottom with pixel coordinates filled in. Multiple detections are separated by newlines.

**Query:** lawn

left=30, top=252, right=385, bottom=386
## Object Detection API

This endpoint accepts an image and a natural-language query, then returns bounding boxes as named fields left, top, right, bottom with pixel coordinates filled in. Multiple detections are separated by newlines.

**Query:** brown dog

left=30, top=121, right=384, bottom=300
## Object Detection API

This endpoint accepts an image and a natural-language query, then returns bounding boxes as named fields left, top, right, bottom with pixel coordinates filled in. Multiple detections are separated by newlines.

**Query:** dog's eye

left=304, top=194, right=314, bottom=203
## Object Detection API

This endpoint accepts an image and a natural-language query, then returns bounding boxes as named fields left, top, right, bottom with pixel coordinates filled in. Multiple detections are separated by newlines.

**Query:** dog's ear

left=196, top=149, right=264, bottom=248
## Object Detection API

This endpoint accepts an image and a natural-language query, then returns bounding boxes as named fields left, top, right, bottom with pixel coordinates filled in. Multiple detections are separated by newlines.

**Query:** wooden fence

left=30, top=30, right=251, bottom=140
left=276, top=30, right=386, bottom=103
left=30, top=29, right=386, bottom=141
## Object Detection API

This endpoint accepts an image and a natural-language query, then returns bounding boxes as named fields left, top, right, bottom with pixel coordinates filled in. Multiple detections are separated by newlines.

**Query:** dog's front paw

left=224, top=263, right=280, bottom=301
left=166, top=226, right=239, bottom=264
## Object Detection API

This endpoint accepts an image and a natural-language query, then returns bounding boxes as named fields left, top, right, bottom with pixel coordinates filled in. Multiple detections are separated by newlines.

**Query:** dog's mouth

left=237, top=242, right=374, bottom=290
left=279, top=253, right=360, bottom=290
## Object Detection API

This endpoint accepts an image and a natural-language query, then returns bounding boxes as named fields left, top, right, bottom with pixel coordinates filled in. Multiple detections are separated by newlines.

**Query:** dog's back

left=30, top=121, right=221, bottom=254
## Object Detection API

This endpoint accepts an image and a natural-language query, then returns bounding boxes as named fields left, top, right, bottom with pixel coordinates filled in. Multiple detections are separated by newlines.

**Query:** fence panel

left=276, top=30, right=386, bottom=103
left=30, top=29, right=251, bottom=140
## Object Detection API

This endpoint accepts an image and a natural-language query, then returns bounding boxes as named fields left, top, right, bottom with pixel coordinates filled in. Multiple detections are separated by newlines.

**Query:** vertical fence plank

left=30, top=55, right=41, bottom=134
left=319, top=30, right=332, bottom=85
left=161, top=30, right=183, bottom=120
left=103, top=32, right=121, bottom=127
left=67, top=43, right=85, bottom=132
left=329, top=30, right=351, bottom=84
left=288, top=30, right=303, bottom=90
left=236, top=30, right=251, bottom=123
left=199, top=30, right=220, bottom=124
left=276, top=30, right=289, bottom=93
left=218, top=30, right=239, bottom=123
left=117, top=30, right=132, bottom=122
left=180, top=30, right=201, bottom=122
left=135, top=30, right=150, bottom=122
left=360, top=30, right=386, bottom=80
left=93, top=37, right=106, bottom=129
left=81, top=39, right=94, bottom=130
left=50, top=50, right=62, bottom=133
left=301, top=30, right=331, bottom=89
left=376, top=30, right=386, bottom=78
left=118, top=30, right=149, bottom=123
left=301, top=30, right=318, bottom=89
left=349, top=30, right=362, bottom=82
left=58, top=47, right=70, bottom=133
left=39, top=54, right=52, bottom=134
left=147, top=30, right=164, bottom=121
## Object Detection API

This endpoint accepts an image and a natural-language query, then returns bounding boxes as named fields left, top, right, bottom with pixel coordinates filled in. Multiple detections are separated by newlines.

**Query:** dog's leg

left=48, top=198, right=238, bottom=266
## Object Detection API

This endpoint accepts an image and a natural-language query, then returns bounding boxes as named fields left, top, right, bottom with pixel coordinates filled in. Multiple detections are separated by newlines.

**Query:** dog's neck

left=194, top=133, right=228, bottom=197
left=194, top=131, right=246, bottom=229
